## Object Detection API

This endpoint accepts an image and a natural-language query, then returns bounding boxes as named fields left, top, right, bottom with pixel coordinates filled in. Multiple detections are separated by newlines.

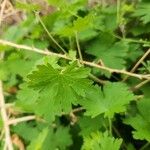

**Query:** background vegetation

left=0, top=0, right=150, bottom=149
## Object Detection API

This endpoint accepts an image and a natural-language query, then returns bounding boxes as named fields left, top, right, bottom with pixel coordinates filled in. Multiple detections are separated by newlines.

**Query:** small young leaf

left=82, top=131, right=122, bottom=150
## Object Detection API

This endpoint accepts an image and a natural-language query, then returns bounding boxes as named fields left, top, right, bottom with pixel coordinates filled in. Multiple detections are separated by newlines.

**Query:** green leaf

left=78, top=29, right=98, bottom=41
left=79, top=115, right=105, bottom=136
left=133, top=3, right=150, bottom=24
left=13, top=122, right=39, bottom=142
left=27, top=126, right=72, bottom=150
left=27, top=127, right=49, bottom=150
left=27, top=62, right=92, bottom=121
left=15, top=83, right=39, bottom=112
left=94, top=6, right=117, bottom=32
left=82, top=131, right=122, bottom=150
left=141, top=83, right=150, bottom=98
left=56, top=14, right=94, bottom=37
left=0, top=52, right=37, bottom=84
left=80, top=82, right=134, bottom=118
left=2, top=15, right=37, bottom=43
left=124, top=98, right=150, bottom=141
left=126, top=43, right=143, bottom=64
left=43, top=127, right=72, bottom=150
left=86, top=34, right=128, bottom=69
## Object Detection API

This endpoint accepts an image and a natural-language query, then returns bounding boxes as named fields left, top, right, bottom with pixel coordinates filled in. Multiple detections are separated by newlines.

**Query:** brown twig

left=83, top=60, right=150, bottom=80
left=132, top=79, right=150, bottom=91
left=72, top=107, right=84, bottom=113
left=89, top=73, right=106, bottom=84
left=0, top=42, right=13, bottom=149
left=74, top=30, right=105, bottom=84
left=131, top=49, right=150, bottom=73
left=0, top=82, right=13, bottom=150
left=123, top=48, right=150, bottom=81
left=0, top=39, right=150, bottom=80
left=8, top=116, right=36, bottom=125
left=8, top=107, right=84, bottom=126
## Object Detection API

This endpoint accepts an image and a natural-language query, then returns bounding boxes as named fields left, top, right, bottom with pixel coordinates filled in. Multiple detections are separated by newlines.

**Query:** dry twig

left=123, top=48, right=150, bottom=81
left=0, top=39, right=149, bottom=80
left=132, top=79, right=150, bottom=91
left=131, top=48, right=150, bottom=73
left=0, top=82, right=13, bottom=150
left=8, top=116, right=36, bottom=125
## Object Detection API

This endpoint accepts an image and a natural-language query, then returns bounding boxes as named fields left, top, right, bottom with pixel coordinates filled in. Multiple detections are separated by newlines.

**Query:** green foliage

left=27, top=62, right=92, bottom=121
left=79, top=115, right=105, bottom=136
left=86, top=34, right=128, bottom=69
left=13, top=122, right=39, bottom=142
left=139, top=60, right=150, bottom=74
left=124, top=98, right=150, bottom=141
left=56, top=14, right=94, bottom=37
left=1, top=0, right=150, bottom=149
left=133, top=3, right=150, bottom=24
left=82, top=131, right=122, bottom=150
left=80, top=82, right=134, bottom=118
left=27, top=126, right=72, bottom=150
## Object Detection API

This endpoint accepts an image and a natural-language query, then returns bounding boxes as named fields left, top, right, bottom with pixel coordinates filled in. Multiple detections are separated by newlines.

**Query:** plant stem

left=36, top=12, right=67, bottom=54
left=123, top=48, right=150, bottom=81
left=112, top=125, right=128, bottom=149
left=75, top=31, right=83, bottom=61
left=8, top=116, right=36, bottom=125
left=132, top=79, right=150, bottom=91
left=0, top=51, right=13, bottom=150
left=113, top=34, right=150, bottom=45
left=0, top=39, right=150, bottom=80
left=117, top=0, right=121, bottom=24
left=108, top=117, right=112, bottom=136
left=140, top=142, right=150, bottom=150
left=89, top=73, right=106, bottom=85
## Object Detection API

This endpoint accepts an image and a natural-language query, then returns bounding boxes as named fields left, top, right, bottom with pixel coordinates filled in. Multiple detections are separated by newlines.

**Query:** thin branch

left=117, top=0, right=120, bottom=24
left=140, top=142, right=150, bottom=150
left=132, top=79, right=150, bottom=91
left=0, top=39, right=150, bottom=80
left=112, top=126, right=127, bottom=150
left=130, top=48, right=150, bottom=73
left=0, top=82, right=13, bottom=150
left=89, top=73, right=106, bottom=85
left=75, top=31, right=83, bottom=61
left=123, top=48, right=150, bottom=81
left=8, top=107, right=84, bottom=126
left=82, top=60, right=150, bottom=80
left=0, top=42, right=13, bottom=149
left=108, top=117, right=112, bottom=136
left=8, top=116, right=36, bottom=125
left=113, top=34, right=150, bottom=45
left=72, top=107, right=84, bottom=113
left=74, top=31, right=105, bottom=84
left=36, top=12, right=67, bottom=54
left=0, top=39, right=69, bottom=59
